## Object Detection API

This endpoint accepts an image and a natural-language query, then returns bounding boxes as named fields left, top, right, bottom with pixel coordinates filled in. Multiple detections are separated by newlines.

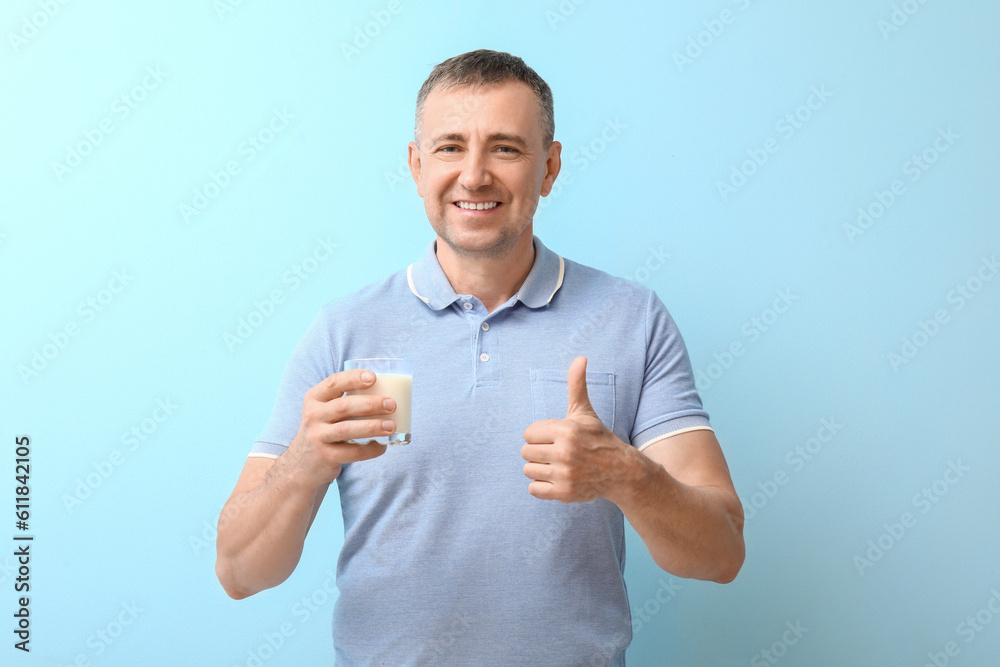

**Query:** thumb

left=566, top=356, right=597, bottom=418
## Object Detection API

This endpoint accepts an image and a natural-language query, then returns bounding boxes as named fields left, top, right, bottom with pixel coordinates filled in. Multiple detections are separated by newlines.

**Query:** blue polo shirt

left=250, top=235, right=711, bottom=666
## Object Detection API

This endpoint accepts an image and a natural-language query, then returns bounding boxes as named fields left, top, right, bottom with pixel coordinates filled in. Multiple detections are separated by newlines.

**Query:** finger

left=566, top=356, right=596, bottom=418
left=527, top=479, right=557, bottom=500
left=323, top=394, right=397, bottom=423
left=523, top=419, right=561, bottom=444
left=522, top=461, right=553, bottom=481
left=521, top=443, right=556, bottom=464
left=310, top=369, right=377, bottom=402
left=317, top=417, right=397, bottom=444
left=326, top=440, right=388, bottom=461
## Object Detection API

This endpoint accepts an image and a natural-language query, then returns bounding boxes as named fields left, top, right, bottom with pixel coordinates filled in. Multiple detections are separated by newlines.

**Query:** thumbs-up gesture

left=522, top=356, right=636, bottom=503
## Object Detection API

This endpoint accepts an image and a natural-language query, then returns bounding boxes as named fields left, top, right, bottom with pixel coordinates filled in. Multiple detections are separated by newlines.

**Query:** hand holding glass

left=343, top=358, right=412, bottom=445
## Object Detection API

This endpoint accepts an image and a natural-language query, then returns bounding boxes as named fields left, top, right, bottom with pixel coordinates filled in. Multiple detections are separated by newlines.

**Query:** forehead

left=420, top=81, right=543, bottom=143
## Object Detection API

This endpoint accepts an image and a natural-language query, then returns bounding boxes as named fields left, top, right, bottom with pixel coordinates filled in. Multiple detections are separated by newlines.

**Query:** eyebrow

left=430, top=132, right=530, bottom=149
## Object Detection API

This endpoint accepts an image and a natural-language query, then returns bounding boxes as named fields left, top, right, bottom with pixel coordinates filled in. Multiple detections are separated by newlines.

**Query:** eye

left=496, top=146, right=519, bottom=155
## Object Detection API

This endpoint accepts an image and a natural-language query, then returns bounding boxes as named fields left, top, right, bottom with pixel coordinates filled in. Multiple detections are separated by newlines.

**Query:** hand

left=521, top=356, right=637, bottom=503
left=285, top=369, right=398, bottom=486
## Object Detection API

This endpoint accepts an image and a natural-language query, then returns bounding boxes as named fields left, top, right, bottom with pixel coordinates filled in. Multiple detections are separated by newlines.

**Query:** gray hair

left=414, top=49, right=554, bottom=147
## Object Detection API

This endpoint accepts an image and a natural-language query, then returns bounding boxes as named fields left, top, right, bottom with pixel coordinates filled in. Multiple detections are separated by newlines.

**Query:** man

left=216, top=50, right=744, bottom=665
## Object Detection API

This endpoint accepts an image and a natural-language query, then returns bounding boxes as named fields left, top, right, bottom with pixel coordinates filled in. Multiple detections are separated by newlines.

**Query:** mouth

left=453, top=201, right=501, bottom=211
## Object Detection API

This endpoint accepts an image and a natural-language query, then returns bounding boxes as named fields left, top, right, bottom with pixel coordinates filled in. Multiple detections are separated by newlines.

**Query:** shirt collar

left=406, top=235, right=565, bottom=311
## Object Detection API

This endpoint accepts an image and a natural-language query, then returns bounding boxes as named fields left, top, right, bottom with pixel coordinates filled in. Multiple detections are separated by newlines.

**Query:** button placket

left=474, top=308, right=499, bottom=384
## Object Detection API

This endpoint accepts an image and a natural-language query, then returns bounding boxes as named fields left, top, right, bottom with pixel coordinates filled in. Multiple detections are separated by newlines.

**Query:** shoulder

left=559, top=256, right=656, bottom=309
left=555, top=256, right=687, bottom=345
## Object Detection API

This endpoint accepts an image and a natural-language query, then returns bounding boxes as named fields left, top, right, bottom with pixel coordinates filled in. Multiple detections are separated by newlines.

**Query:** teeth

left=456, top=201, right=499, bottom=210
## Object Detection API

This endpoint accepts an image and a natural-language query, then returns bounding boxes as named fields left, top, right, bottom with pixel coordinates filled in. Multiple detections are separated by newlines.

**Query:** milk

left=348, top=372, right=412, bottom=433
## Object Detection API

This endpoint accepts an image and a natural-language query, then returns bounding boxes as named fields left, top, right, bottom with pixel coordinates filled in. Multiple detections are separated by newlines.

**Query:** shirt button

left=479, top=353, right=490, bottom=362
left=463, top=302, right=474, bottom=311
left=481, top=322, right=490, bottom=331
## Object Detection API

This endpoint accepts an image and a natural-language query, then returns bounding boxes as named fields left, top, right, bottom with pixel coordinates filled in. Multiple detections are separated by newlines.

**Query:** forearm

left=215, top=453, right=333, bottom=599
left=611, top=450, right=745, bottom=583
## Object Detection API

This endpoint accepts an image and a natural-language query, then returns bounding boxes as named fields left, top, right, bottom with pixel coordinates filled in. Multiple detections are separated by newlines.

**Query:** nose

left=457, top=148, right=492, bottom=191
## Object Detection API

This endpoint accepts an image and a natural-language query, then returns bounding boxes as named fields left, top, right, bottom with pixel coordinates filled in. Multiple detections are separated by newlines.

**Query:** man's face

left=408, top=81, right=561, bottom=258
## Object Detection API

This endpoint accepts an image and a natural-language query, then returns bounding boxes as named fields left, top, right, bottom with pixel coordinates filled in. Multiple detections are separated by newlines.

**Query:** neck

left=435, top=232, right=535, bottom=313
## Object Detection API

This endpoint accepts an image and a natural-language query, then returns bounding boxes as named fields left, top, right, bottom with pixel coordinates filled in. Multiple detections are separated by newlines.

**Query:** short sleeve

left=629, top=289, right=711, bottom=449
left=249, top=309, right=336, bottom=458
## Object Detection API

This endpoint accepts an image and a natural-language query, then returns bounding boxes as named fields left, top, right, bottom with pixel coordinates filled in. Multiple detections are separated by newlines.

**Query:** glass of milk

left=343, top=358, right=412, bottom=445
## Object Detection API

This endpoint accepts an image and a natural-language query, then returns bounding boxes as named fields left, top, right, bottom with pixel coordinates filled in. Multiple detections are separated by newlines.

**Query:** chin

left=439, top=229, right=518, bottom=258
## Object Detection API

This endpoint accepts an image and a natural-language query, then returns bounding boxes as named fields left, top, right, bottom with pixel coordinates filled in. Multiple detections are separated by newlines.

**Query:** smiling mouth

left=454, top=201, right=501, bottom=211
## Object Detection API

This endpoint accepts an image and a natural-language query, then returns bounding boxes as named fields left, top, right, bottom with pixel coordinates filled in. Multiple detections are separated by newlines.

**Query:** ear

left=539, top=140, right=562, bottom=198
left=408, top=142, right=424, bottom=198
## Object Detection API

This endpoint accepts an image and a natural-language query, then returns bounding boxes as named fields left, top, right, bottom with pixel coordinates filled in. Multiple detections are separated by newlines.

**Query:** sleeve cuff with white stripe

left=247, top=441, right=286, bottom=458
left=633, top=415, right=714, bottom=452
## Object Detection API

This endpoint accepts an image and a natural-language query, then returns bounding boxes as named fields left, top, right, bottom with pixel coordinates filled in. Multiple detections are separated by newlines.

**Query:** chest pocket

left=529, top=368, right=616, bottom=430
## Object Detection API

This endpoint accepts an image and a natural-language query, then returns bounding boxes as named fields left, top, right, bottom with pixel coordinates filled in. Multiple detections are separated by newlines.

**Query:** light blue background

left=3, top=1, right=999, bottom=665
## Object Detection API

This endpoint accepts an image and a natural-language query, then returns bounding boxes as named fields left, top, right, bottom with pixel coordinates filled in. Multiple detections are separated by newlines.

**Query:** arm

left=610, top=429, right=744, bottom=583
left=215, top=369, right=400, bottom=599
left=214, top=455, right=328, bottom=599
left=521, top=357, right=744, bottom=583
